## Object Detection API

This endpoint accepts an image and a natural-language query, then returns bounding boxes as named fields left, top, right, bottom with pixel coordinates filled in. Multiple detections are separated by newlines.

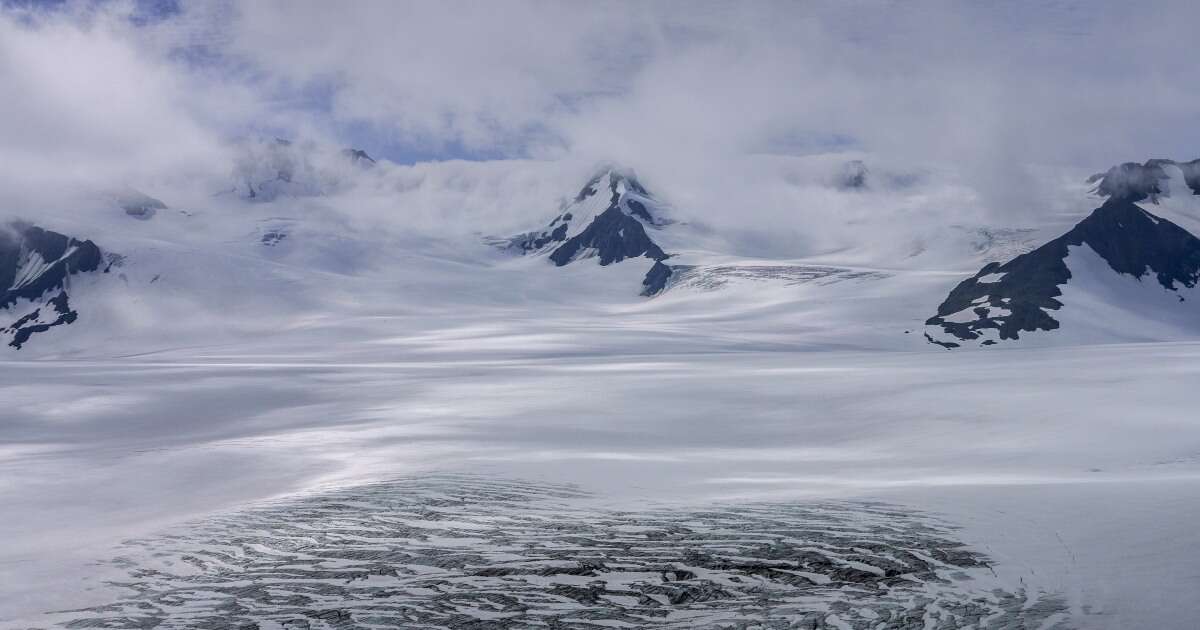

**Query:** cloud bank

left=1, top=0, right=1198, bottom=249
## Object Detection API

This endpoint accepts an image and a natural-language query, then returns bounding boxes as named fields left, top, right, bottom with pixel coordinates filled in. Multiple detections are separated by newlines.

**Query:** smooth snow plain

left=2, top=164, right=1199, bottom=628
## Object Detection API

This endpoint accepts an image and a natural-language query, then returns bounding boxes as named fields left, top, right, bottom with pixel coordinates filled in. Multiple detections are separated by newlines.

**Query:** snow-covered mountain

left=9, top=151, right=1200, bottom=355
left=1, top=223, right=104, bottom=349
left=500, top=167, right=676, bottom=295
left=1087, top=158, right=1200, bottom=201
left=926, top=159, right=1200, bottom=348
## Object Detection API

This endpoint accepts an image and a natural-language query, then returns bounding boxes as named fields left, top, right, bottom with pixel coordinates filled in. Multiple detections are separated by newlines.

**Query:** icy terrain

left=43, top=476, right=1070, bottom=629
left=2, top=158, right=1199, bottom=628
left=4, top=341, right=1200, bottom=628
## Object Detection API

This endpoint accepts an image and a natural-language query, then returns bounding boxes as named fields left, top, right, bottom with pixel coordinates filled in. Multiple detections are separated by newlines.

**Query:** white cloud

left=0, top=4, right=238, bottom=193
left=199, top=1, right=1200, bottom=216
left=3, top=0, right=1199, bottom=241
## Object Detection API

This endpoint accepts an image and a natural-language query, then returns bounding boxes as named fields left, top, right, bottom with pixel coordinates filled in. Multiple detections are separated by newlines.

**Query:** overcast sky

left=2, top=0, right=1198, bottom=228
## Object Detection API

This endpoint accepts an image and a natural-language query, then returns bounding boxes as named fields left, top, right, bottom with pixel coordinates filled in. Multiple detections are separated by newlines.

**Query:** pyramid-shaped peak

left=574, top=165, right=651, bottom=202
left=925, top=197, right=1200, bottom=347
left=496, top=163, right=673, bottom=292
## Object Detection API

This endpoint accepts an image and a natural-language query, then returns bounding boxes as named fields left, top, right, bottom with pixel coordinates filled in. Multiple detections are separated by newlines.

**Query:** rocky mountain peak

left=925, top=195, right=1200, bottom=347
left=499, top=165, right=677, bottom=296
left=1088, top=158, right=1200, bottom=202
left=1, top=222, right=104, bottom=349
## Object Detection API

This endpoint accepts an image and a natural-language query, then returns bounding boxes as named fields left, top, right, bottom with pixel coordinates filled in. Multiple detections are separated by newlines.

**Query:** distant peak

left=342, top=148, right=376, bottom=165
left=837, top=160, right=869, bottom=190
left=496, top=163, right=673, bottom=296
left=575, top=164, right=650, bottom=203
left=1088, top=158, right=1200, bottom=202
left=925, top=197, right=1200, bottom=347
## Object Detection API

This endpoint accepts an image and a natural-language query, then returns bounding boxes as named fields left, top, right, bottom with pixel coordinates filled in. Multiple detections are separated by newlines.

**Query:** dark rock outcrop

left=261, top=230, right=288, bottom=247
left=1087, top=158, right=1200, bottom=201
left=548, top=204, right=666, bottom=266
left=504, top=167, right=675, bottom=297
left=641, top=260, right=674, bottom=297
left=6, top=291, right=77, bottom=349
left=1, top=222, right=102, bottom=349
left=2, top=223, right=102, bottom=309
left=928, top=157, right=1200, bottom=347
left=926, top=197, right=1200, bottom=345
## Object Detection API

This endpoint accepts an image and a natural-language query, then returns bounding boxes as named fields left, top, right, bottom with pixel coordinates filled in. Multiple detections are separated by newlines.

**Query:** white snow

left=941, top=303, right=1010, bottom=324
left=1138, top=163, right=1200, bottom=235
left=1049, top=244, right=1200, bottom=344
left=3, top=159, right=1200, bottom=628
left=3, top=343, right=1200, bottom=628
left=928, top=244, right=1200, bottom=349
left=521, top=170, right=624, bottom=253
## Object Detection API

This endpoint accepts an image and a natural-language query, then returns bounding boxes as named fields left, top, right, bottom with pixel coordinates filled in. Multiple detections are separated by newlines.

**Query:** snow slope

left=0, top=155, right=1060, bottom=357
left=0, top=223, right=104, bottom=349
left=3, top=155, right=1200, bottom=628
left=3, top=342, right=1200, bottom=628
left=926, top=163, right=1200, bottom=348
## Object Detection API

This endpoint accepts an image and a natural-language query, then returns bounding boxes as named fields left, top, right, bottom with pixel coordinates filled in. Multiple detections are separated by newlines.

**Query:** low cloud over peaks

left=2, top=0, right=1199, bottom=230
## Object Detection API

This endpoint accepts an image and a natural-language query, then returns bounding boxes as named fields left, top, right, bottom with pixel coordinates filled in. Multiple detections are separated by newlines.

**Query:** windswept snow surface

left=2, top=159, right=1199, bottom=628
left=4, top=342, right=1200, bottom=628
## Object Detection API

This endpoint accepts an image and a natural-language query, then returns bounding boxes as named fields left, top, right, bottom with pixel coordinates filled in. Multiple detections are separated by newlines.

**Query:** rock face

left=1, top=223, right=103, bottom=349
left=926, top=158, right=1200, bottom=348
left=1088, top=158, right=1200, bottom=201
left=505, top=167, right=676, bottom=296
left=547, top=203, right=667, bottom=267
left=641, top=260, right=673, bottom=297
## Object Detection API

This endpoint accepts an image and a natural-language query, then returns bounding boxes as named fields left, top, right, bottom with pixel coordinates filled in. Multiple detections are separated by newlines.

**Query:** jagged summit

left=926, top=164, right=1200, bottom=347
left=1088, top=158, right=1200, bottom=202
left=1, top=222, right=103, bottom=349
left=502, top=166, right=676, bottom=296
left=509, top=167, right=668, bottom=259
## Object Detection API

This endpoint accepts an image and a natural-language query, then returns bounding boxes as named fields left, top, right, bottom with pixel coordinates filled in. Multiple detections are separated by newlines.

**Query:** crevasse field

left=3, top=156, right=1199, bottom=628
